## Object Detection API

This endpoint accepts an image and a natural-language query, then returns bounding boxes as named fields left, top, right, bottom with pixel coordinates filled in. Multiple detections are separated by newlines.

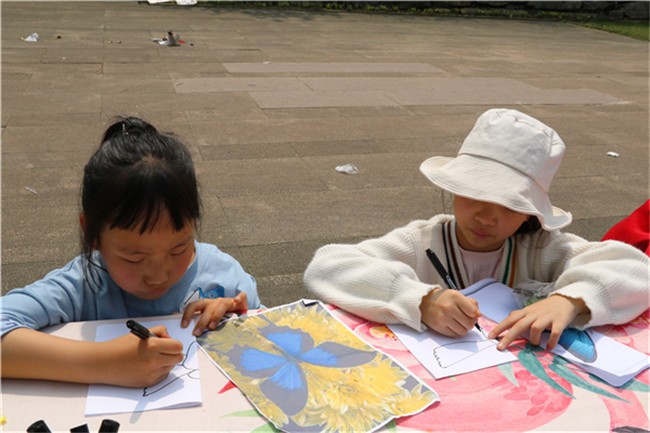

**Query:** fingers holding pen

left=105, top=328, right=183, bottom=387
left=421, top=289, right=480, bottom=337
left=145, top=325, right=184, bottom=355
left=423, top=248, right=482, bottom=337
left=146, top=324, right=171, bottom=339
left=458, top=296, right=482, bottom=321
left=128, top=325, right=183, bottom=363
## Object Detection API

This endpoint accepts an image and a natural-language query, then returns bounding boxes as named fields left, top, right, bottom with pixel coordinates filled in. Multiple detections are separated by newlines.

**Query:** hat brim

left=420, top=155, right=572, bottom=231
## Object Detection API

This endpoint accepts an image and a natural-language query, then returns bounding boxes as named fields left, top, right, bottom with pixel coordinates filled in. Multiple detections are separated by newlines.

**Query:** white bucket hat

left=419, top=108, right=572, bottom=231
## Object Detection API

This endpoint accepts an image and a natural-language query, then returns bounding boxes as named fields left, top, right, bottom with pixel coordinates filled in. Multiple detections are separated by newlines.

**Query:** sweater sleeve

left=1, top=258, right=88, bottom=337
left=532, top=232, right=650, bottom=328
left=304, top=218, right=447, bottom=331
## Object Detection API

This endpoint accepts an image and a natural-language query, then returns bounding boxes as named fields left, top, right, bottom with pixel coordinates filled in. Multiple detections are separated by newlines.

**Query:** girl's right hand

left=419, top=288, right=481, bottom=337
left=100, top=325, right=184, bottom=388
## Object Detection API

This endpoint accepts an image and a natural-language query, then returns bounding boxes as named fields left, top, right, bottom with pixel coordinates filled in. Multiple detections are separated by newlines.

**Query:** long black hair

left=81, top=116, right=201, bottom=284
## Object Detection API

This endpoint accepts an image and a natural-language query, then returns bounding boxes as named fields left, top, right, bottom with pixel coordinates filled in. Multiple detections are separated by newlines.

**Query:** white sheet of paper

left=462, top=279, right=650, bottom=387
left=86, top=317, right=202, bottom=416
left=389, top=323, right=516, bottom=379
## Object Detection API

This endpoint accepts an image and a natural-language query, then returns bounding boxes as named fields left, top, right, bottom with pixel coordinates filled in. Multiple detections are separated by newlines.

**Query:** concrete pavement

left=2, top=2, right=648, bottom=306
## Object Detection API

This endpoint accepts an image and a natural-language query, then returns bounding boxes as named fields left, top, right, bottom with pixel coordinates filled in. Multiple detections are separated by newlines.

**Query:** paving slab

left=2, top=2, right=648, bottom=308
left=219, top=186, right=447, bottom=246
left=222, top=62, right=444, bottom=74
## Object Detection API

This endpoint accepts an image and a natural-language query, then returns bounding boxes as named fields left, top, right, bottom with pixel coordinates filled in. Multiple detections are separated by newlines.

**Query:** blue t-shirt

left=1, top=242, right=260, bottom=336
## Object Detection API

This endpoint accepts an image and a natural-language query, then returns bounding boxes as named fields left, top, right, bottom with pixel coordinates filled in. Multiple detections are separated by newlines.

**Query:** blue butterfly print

left=227, top=322, right=377, bottom=416
left=197, top=285, right=225, bottom=299
left=558, top=328, right=597, bottom=363
left=182, top=285, right=227, bottom=307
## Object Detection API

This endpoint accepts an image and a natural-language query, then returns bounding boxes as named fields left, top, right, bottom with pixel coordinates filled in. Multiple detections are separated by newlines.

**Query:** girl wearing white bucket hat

left=305, top=108, right=649, bottom=350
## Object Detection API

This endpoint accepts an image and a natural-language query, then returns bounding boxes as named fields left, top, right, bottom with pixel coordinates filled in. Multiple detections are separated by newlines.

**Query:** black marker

left=425, top=248, right=484, bottom=334
left=27, top=420, right=51, bottom=433
left=99, top=419, right=120, bottom=433
left=126, top=319, right=156, bottom=339
left=426, top=248, right=458, bottom=290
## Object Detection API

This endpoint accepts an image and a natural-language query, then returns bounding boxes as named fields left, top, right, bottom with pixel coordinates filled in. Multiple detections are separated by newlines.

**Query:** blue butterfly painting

left=227, top=322, right=377, bottom=416
left=558, top=328, right=597, bottom=363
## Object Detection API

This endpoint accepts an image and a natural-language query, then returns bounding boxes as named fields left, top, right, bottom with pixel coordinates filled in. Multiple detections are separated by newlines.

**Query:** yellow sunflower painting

left=198, top=300, right=438, bottom=433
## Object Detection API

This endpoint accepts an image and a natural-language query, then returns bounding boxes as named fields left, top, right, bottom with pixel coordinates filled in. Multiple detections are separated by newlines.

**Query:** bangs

left=107, top=158, right=199, bottom=234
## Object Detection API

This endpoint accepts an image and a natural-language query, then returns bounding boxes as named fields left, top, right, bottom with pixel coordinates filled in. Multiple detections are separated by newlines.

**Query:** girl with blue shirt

left=1, top=117, right=261, bottom=387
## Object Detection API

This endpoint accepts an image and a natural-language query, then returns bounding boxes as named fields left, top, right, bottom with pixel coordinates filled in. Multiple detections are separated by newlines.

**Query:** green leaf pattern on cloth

left=517, top=345, right=574, bottom=399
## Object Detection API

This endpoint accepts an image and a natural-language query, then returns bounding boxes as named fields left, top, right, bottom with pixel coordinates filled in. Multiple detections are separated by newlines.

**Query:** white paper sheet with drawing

left=389, top=322, right=516, bottom=379
left=462, top=278, right=650, bottom=387
left=86, top=317, right=202, bottom=416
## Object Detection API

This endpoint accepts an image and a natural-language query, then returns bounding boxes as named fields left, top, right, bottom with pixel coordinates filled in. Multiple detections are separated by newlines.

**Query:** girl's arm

left=304, top=216, right=460, bottom=331
left=491, top=232, right=649, bottom=349
left=537, top=233, right=649, bottom=327
left=2, top=326, right=184, bottom=387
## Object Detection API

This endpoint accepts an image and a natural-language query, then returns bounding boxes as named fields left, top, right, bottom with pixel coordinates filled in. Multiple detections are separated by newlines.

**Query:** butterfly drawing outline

left=432, top=337, right=500, bottom=369
left=142, top=340, right=200, bottom=397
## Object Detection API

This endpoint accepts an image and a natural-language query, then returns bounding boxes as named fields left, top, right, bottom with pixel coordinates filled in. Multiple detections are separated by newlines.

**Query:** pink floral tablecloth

left=4, top=309, right=646, bottom=432
left=324, top=307, right=650, bottom=433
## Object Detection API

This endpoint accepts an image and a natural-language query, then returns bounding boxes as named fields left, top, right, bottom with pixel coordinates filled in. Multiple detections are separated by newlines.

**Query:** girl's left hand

left=181, top=291, right=248, bottom=336
left=488, top=294, right=589, bottom=351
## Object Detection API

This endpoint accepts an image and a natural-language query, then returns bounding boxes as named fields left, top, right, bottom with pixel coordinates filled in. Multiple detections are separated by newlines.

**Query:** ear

left=79, top=212, right=87, bottom=232
left=79, top=213, right=97, bottom=250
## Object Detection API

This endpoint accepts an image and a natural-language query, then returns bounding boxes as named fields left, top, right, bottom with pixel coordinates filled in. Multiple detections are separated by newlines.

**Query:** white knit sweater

left=304, top=214, right=650, bottom=332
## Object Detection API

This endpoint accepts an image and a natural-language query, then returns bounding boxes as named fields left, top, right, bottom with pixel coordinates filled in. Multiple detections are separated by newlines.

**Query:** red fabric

left=601, top=200, right=650, bottom=256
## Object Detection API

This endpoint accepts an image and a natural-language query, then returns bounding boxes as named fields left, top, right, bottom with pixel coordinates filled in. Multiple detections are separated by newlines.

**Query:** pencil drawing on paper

left=87, top=318, right=202, bottom=416
left=142, top=340, right=200, bottom=397
left=432, top=337, right=499, bottom=369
